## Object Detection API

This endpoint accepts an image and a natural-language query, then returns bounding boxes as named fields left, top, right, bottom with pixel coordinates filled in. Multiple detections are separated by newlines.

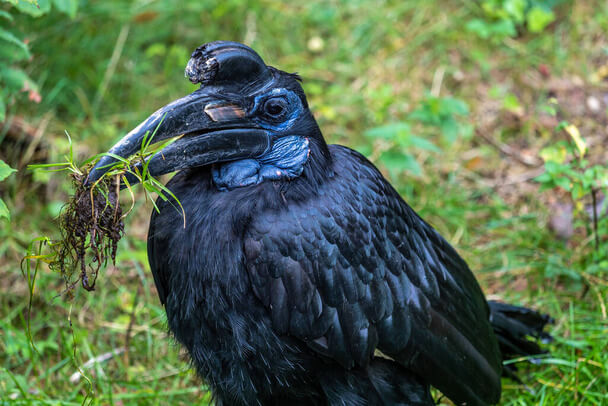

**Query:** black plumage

left=89, top=41, right=551, bottom=406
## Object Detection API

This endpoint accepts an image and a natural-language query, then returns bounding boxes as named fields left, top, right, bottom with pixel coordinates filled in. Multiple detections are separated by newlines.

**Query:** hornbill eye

left=263, top=97, right=287, bottom=118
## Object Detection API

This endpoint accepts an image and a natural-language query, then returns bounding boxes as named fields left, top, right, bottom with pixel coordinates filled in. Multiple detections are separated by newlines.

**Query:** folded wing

left=244, top=146, right=502, bottom=405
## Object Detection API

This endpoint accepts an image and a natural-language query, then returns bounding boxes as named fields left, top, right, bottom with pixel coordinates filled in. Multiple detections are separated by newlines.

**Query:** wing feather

left=244, top=146, right=502, bottom=405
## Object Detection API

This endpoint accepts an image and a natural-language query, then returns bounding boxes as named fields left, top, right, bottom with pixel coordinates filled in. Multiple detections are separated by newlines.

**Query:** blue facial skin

left=212, top=135, right=310, bottom=190
left=212, top=89, right=310, bottom=191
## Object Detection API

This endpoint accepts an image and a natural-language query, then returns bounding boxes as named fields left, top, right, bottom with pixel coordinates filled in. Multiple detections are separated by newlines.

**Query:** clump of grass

left=22, top=134, right=125, bottom=298
left=22, top=128, right=182, bottom=299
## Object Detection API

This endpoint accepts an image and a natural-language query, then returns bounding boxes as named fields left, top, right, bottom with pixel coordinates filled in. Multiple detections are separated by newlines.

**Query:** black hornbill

left=88, top=41, right=551, bottom=405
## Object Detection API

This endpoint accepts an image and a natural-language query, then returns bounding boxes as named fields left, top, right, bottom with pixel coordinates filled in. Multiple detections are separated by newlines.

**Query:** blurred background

left=1, top=0, right=607, bottom=404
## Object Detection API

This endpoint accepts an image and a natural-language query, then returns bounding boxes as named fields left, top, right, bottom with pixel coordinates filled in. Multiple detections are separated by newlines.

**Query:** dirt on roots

left=52, top=172, right=124, bottom=295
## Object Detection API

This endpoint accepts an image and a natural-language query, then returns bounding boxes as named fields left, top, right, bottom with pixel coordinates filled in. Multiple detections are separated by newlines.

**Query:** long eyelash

left=267, top=66, right=303, bottom=83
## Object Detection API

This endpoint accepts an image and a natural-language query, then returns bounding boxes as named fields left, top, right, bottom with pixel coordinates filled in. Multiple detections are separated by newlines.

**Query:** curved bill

left=85, top=88, right=271, bottom=186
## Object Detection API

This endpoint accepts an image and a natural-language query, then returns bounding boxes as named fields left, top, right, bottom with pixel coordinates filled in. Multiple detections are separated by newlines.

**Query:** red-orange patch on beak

left=204, top=104, right=246, bottom=122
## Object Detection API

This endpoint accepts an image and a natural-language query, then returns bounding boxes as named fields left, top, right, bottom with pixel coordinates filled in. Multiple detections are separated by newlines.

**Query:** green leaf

left=460, top=123, right=475, bottom=139
left=481, top=1, right=504, bottom=18
left=365, top=122, right=440, bottom=152
left=504, top=0, right=526, bottom=23
left=145, top=43, right=167, bottom=58
left=0, top=27, right=31, bottom=60
left=407, top=135, right=440, bottom=152
left=571, top=183, right=584, bottom=200
left=11, top=0, right=51, bottom=17
left=52, top=0, right=77, bottom=18
left=465, top=19, right=491, bottom=39
left=354, top=144, right=372, bottom=157
left=468, top=17, right=517, bottom=42
left=544, top=160, right=569, bottom=176
left=554, top=176, right=571, bottom=191
left=502, top=93, right=522, bottom=113
left=0, top=159, right=17, bottom=181
left=555, top=120, right=569, bottom=131
left=379, top=149, right=422, bottom=176
left=527, top=6, right=555, bottom=33
left=440, top=97, right=469, bottom=116
left=439, top=119, right=460, bottom=143
left=0, top=10, right=14, bottom=21
left=491, top=19, right=517, bottom=39
left=364, top=122, right=411, bottom=140
left=408, top=107, right=436, bottom=125
left=0, top=197, right=9, bottom=220
left=540, top=103, right=557, bottom=116
left=0, top=67, right=37, bottom=92
left=539, top=145, right=567, bottom=164
left=534, top=172, right=552, bottom=184
left=537, top=181, right=555, bottom=192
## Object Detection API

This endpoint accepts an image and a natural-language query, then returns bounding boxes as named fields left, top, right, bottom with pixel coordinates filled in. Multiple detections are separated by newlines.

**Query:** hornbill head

left=87, top=41, right=324, bottom=189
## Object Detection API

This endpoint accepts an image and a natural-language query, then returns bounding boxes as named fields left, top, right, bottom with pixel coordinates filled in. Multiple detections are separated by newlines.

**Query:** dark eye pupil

left=266, top=99, right=285, bottom=116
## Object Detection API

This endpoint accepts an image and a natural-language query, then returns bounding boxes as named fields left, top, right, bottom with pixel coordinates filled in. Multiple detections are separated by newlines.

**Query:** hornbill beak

left=85, top=41, right=275, bottom=186
left=85, top=90, right=271, bottom=186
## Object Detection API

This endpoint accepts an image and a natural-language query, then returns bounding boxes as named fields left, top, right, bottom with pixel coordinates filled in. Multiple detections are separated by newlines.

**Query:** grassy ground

left=1, top=0, right=607, bottom=404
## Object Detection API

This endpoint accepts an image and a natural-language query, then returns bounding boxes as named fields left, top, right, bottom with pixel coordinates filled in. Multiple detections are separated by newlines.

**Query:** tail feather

left=488, top=301, right=553, bottom=365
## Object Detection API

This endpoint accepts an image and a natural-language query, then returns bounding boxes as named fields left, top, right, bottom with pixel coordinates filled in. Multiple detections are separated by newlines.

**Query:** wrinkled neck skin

left=211, top=86, right=317, bottom=191
left=212, top=106, right=332, bottom=191
left=212, top=135, right=310, bottom=191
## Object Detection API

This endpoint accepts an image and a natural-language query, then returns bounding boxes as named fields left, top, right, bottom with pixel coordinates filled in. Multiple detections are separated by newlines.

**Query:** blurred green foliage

left=0, top=0, right=78, bottom=120
left=536, top=122, right=608, bottom=269
left=466, top=0, right=567, bottom=42
left=1, top=0, right=608, bottom=405
left=364, top=93, right=470, bottom=176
